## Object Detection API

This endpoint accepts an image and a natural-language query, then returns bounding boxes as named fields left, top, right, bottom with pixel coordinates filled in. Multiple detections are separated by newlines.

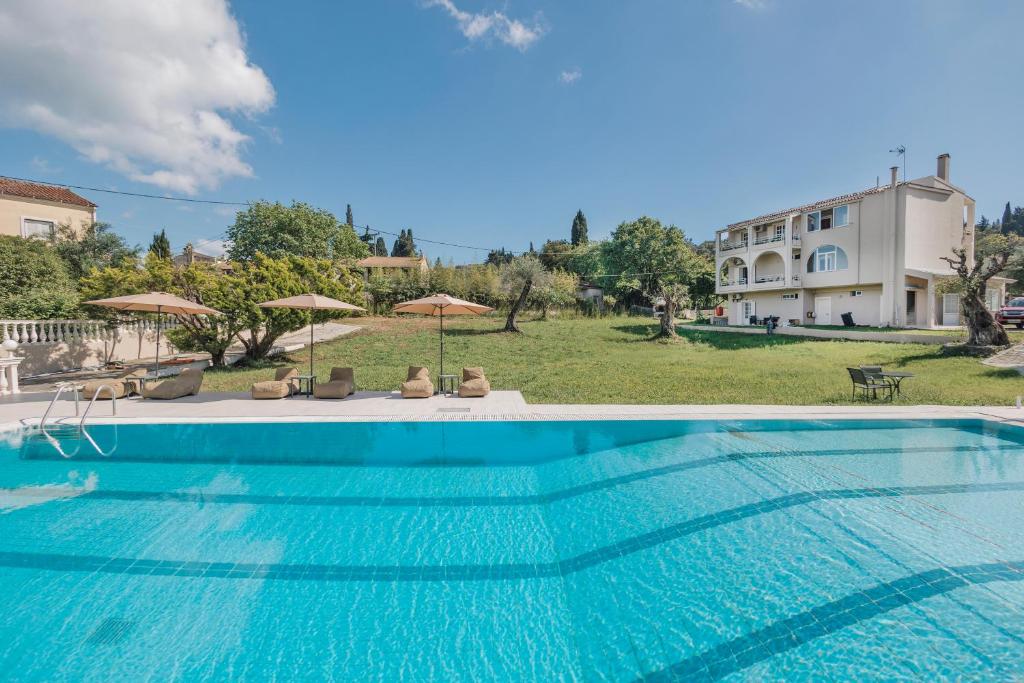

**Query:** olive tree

left=499, top=255, right=552, bottom=332
left=940, top=232, right=1022, bottom=346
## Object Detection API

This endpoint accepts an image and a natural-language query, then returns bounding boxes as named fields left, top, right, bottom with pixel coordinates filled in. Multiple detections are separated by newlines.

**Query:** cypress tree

left=571, top=209, right=589, bottom=246
left=149, top=229, right=171, bottom=260
left=346, top=204, right=354, bottom=226
left=1002, top=202, right=1013, bottom=233
left=374, top=236, right=387, bottom=256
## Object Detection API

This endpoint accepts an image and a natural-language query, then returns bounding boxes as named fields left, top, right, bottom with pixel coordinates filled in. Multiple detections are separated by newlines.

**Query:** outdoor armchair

left=142, top=367, right=205, bottom=400
left=81, top=367, right=147, bottom=400
left=251, top=367, right=300, bottom=400
left=458, top=367, right=490, bottom=398
left=847, top=367, right=893, bottom=402
left=313, top=367, right=355, bottom=399
left=401, top=366, right=434, bottom=398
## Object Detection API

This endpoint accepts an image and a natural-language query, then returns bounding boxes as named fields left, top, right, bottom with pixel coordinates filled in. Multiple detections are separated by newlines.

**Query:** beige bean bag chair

left=313, top=367, right=355, bottom=399
left=400, top=366, right=434, bottom=398
left=142, top=367, right=204, bottom=400
left=251, top=367, right=299, bottom=400
left=82, top=368, right=147, bottom=400
left=458, top=367, right=490, bottom=398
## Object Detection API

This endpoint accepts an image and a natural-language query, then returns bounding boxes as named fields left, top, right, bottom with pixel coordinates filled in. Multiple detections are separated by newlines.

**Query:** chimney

left=937, top=153, right=950, bottom=181
left=890, top=166, right=898, bottom=188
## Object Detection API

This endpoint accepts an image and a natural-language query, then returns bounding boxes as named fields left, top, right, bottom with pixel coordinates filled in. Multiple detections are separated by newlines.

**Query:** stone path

left=983, top=343, right=1024, bottom=375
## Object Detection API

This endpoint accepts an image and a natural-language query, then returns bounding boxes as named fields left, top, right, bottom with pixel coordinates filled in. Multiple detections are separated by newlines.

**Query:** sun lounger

left=142, top=367, right=205, bottom=400
left=313, top=367, right=355, bottom=399
left=251, top=367, right=300, bottom=399
left=457, top=367, right=490, bottom=398
left=81, top=367, right=147, bottom=400
left=400, top=366, right=433, bottom=398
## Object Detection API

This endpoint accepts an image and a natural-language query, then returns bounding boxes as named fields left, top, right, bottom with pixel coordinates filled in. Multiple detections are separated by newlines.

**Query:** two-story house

left=715, top=154, right=1010, bottom=328
left=0, top=177, right=96, bottom=239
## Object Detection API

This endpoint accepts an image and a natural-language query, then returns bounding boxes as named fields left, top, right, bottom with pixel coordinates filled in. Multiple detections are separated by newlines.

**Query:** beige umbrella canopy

left=393, top=293, right=494, bottom=379
left=83, top=292, right=223, bottom=376
left=258, top=293, right=366, bottom=378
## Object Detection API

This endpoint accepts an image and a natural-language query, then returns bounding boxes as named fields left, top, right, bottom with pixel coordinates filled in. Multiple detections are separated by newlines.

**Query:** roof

left=0, top=177, right=96, bottom=208
left=357, top=256, right=426, bottom=268
left=725, top=185, right=892, bottom=231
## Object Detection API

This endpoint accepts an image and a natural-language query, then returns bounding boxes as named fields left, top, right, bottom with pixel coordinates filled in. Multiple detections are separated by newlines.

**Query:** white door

left=814, top=296, right=831, bottom=325
left=942, top=294, right=961, bottom=326
left=741, top=300, right=755, bottom=324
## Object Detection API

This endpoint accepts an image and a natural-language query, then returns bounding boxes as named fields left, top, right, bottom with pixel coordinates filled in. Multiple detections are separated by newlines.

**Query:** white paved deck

left=2, top=389, right=1022, bottom=428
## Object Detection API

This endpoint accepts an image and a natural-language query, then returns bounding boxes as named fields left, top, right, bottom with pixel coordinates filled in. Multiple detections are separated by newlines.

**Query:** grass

left=201, top=315, right=1023, bottom=405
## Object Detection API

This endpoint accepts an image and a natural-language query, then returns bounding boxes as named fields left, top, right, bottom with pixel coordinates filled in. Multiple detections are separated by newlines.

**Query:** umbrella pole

left=310, top=310, right=315, bottom=380
left=155, top=305, right=162, bottom=377
left=440, top=307, right=444, bottom=382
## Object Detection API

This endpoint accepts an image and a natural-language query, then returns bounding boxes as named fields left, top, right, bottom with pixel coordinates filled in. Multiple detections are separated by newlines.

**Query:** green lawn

left=202, top=315, right=1023, bottom=405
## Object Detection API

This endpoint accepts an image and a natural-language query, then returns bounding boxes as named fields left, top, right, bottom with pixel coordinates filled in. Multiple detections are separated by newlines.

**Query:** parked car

left=996, top=296, right=1024, bottom=329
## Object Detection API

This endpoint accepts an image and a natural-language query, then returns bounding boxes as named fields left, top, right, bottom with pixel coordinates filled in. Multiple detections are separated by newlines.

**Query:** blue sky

left=2, top=0, right=1022, bottom=262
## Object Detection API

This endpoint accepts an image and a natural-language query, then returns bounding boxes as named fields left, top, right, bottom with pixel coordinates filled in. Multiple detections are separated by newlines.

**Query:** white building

left=715, top=154, right=1011, bottom=328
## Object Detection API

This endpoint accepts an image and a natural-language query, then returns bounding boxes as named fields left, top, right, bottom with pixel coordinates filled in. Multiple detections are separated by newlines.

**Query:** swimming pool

left=1, top=418, right=1023, bottom=680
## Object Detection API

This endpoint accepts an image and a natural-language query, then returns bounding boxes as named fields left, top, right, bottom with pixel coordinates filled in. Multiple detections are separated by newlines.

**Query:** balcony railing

left=719, top=240, right=748, bottom=252
left=792, top=233, right=801, bottom=242
left=753, top=274, right=785, bottom=284
left=791, top=274, right=801, bottom=283
left=720, top=277, right=748, bottom=287
left=753, top=233, right=785, bottom=246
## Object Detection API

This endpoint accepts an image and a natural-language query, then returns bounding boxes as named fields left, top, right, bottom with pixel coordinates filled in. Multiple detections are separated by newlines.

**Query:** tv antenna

left=889, top=145, right=906, bottom=181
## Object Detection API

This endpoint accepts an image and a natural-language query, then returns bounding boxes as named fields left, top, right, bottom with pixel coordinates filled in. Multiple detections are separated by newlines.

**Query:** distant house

left=356, top=255, right=429, bottom=275
left=576, top=282, right=604, bottom=311
left=0, top=177, right=96, bottom=239
left=173, top=243, right=234, bottom=274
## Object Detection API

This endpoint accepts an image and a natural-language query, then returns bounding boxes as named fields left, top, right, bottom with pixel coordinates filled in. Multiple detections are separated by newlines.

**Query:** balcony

left=717, top=277, right=748, bottom=293
left=719, top=239, right=748, bottom=253
left=752, top=233, right=785, bottom=246
left=753, top=274, right=785, bottom=284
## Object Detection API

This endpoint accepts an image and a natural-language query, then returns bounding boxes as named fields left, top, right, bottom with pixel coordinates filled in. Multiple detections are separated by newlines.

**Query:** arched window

left=806, top=245, right=848, bottom=273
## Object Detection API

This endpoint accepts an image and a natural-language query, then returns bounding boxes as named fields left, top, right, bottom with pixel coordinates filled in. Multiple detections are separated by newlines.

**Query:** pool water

left=1, top=418, right=1023, bottom=681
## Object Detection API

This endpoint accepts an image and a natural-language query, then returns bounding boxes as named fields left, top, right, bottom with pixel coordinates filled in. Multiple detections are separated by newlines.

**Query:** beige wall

left=903, top=183, right=969, bottom=274
left=807, top=285, right=884, bottom=326
left=0, top=196, right=95, bottom=238
left=728, top=291, right=803, bottom=324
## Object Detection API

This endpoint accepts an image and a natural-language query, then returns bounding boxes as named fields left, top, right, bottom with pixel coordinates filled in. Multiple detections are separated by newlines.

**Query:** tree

left=571, top=210, right=589, bottom=246
left=939, top=232, right=1022, bottom=346
left=976, top=216, right=992, bottom=233
left=149, top=229, right=172, bottom=260
left=564, top=241, right=609, bottom=280
left=486, top=247, right=514, bottom=266
left=359, top=226, right=375, bottom=250
left=374, top=236, right=388, bottom=256
left=0, top=235, right=79, bottom=318
left=50, top=221, right=138, bottom=281
left=539, top=239, right=573, bottom=270
left=529, top=241, right=536, bottom=254
left=499, top=255, right=551, bottom=332
left=533, top=269, right=579, bottom=319
left=226, top=201, right=369, bottom=262
left=391, top=229, right=418, bottom=257
left=346, top=204, right=354, bottom=226
left=1001, top=202, right=1013, bottom=233
left=604, top=216, right=705, bottom=338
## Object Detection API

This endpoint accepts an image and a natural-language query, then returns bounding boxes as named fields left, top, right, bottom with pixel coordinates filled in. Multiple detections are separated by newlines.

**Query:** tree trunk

left=504, top=280, right=533, bottom=333
left=658, top=298, right=678, bottom=338
left=210, top=349, right=227, bottom=367
left=962, top=292, right=1009, bottom=346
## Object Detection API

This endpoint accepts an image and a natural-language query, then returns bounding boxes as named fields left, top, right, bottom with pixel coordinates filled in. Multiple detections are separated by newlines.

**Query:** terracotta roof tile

left=725, top=185, right=892, bottom=231
left=0, top=177, right=97, bottom=208
left=357, top=256, right=427, bottom=268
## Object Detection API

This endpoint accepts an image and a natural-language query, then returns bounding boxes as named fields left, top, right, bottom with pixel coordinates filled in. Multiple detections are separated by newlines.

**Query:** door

left=814, top=296, right=831, bottom=325
left=906, top=291, right=917, bottom=326
left=741, top=300, right=755, bottom=324
left=942, top=294, right=961, bottom=326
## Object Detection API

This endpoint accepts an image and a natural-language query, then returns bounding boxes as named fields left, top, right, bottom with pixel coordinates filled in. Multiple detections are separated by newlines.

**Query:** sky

left=1, top=0, right=1022, bottom=263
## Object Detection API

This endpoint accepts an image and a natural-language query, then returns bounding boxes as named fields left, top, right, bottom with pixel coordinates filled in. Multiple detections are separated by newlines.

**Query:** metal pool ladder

left=35, top=383, right=119, bottom=458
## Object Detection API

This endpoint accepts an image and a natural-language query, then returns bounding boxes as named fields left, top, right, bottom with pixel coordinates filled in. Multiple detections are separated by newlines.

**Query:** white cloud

left=734, top=0, right=768, bottom=9
left=30, top=156, right=61, bottom=174
left=424, top=0, right=545, bottom=51
left=559, top=68, right=582, bottom=85
left=194, top=238, right=228, bottom=257
left=0, top=0, right=275, bottom=194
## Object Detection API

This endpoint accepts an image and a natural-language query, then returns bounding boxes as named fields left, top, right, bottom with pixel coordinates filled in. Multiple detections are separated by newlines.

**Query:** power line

left=0, top=174, right=250, bottom=206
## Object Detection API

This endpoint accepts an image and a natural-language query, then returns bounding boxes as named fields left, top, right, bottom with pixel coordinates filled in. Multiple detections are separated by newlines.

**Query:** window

left=22, top=218, right=55, bottom=239
left=806, top=245, right=848, bottom=273
left=806, top=204, right=848, bottom=232
left=850, top=290, right=863, bottom=297
left=782, top=293, right=798, bottom=300
left=774, top=224, right=785, bottom=239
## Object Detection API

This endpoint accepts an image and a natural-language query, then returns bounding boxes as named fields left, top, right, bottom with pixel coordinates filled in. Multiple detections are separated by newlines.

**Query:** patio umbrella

left=393, top=293, right=494, bottom=379
left=257, top=293, right=366, bottom=379
left=83, top=292, right=223, bottom=377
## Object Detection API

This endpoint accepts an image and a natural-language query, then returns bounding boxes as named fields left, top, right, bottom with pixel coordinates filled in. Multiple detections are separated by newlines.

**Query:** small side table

left=438, top=374, right=458, bottom=396
left=295, top=375, right=316, bottom=398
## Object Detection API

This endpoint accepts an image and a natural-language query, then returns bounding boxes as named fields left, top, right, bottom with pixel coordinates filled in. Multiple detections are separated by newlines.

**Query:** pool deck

left=2, top=389, right=1023, bottom=427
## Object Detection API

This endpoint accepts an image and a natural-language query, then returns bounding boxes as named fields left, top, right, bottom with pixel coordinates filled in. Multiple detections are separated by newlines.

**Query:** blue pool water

left=1, top=418, right=1024, bottom=680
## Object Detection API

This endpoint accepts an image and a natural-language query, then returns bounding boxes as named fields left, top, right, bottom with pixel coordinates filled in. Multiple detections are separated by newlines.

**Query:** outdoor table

left=438, top=374, right=458, bottom=396
left=880, top=371, right=914, bottom=396
left=295, top=375, right=316, bottom=398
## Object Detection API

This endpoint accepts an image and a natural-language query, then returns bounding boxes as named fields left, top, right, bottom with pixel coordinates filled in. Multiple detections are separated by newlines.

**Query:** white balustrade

left=0, top=318, right=178, bottom=346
